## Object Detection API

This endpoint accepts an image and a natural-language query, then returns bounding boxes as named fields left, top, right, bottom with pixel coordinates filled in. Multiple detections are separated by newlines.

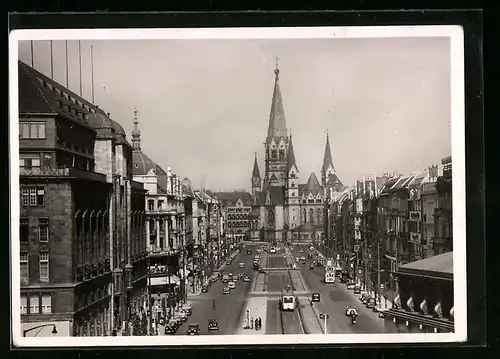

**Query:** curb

left=309, top=300, right=325, bottom=334
left=295, top=298, right=307, bottom=334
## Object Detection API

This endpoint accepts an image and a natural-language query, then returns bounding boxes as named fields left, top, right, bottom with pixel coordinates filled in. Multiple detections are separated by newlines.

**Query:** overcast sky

left=18, top=37, right=451, bottom=191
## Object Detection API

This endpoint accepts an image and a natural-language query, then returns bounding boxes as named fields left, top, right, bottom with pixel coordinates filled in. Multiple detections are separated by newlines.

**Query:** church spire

left=321, top=130, right=335, bottom=181
left=285, top=133, right=297, bottom=173
left=131, top=107, right=141, bottom=151
left=267, top=57, right=287, bottom=140
left=252, top=152, right=261, bottom=179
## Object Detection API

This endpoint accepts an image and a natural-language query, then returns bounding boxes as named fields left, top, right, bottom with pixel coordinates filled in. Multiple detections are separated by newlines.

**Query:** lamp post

left=23, top=324, right=57, bottom=337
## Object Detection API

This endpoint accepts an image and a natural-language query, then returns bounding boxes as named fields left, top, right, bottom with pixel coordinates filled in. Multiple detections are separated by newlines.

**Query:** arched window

left=309, top=208, right=314, bottom=224
left=302, top=208, right=307, bottom=223
left=279, top=148, right=285, bottom=159
left=271, top=148, right=277, bottom=159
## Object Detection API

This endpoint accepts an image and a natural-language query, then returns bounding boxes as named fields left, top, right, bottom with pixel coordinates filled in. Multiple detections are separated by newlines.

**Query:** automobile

left=316, top=261, right=322, bottom=267
left=182, top=305, right=192, bottom=316
left=354, top=284, right=362, bottom=294
left=256, top=249, right=262, bottom=254
left=222, top=287, right=230, bottom=294
left=360, top=293, right=370, bottom=303
left=201, top=286, right=208, bottom=293
left=208, top=319, right=219, bottom=331
left=366, top=297, right=376, bottom=309
left=319, top=313, right=327, bottom=319
left=253, top=262, right=259, bottom=270
left=172, top=315, right=183, bottom=326
left=300, top=256, right=306, bottom=261
left=237, top=273, right=244, bottom=280
left=246, top=248, right=252, bottom=255
left=309, top=263, right=315, bottom=270
left=239, top=262, right=245, bottom=268
left=346, top=306, right=358, bottom=316
left=228, top=281, right=236, bottom=289
left=187, top=323, right=200, bottom=335
left=346, top=282, right=356, bottom=290
left=295, top=257, right=300, bottom=262
left=178, top=311, right=188, bottom=322
left=311, top=292, right=321, bottom=302
left=270, top=247, right=276, bottom=254
left=309, top=246, right=314, bottom=252
left=299, top=249, right=304, bottom=253
left=243, top=275, right=251, bottom=282
left=164, top=323, right=177, bottom=334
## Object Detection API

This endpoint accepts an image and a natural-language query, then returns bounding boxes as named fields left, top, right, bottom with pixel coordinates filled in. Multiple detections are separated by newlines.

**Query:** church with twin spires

left=249, top=62, right=345, bottom=243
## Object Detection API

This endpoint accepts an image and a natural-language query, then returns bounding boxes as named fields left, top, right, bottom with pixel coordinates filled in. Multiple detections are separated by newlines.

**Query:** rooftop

left=398, top=251, right=453, bottom=280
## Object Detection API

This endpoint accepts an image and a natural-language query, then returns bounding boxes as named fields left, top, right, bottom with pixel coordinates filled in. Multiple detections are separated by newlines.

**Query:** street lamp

left=319, top=313, right=329, bottom=334
left=23, top=324, right=57, bottom=337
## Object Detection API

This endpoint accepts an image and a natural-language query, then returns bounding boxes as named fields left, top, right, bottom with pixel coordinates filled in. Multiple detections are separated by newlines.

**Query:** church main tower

left=264, top=58, right=289, bottom=187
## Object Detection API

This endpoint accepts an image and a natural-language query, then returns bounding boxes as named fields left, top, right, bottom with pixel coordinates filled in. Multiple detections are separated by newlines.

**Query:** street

left=297, top=244, right=385, bottom=334
left=174, top=245, right=259, bottom=335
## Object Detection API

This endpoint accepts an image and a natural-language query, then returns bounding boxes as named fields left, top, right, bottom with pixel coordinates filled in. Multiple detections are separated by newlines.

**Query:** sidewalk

left=236, top=296, right=267, bottom=335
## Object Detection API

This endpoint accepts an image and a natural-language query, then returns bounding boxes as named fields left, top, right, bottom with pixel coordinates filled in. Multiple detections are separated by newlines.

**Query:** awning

left=22, top=320, right=71, bottom=337
left=150, top=275, right=180, bottom=286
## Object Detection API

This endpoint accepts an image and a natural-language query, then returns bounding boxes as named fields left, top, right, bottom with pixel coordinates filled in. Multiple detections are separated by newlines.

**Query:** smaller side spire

left=131, top=107, right=141, bottom=151
left=285, top=133, right=297, bottom=173
left=252, top=152, right=261, bottom=179
left=321, top=130, right=335, bottom=178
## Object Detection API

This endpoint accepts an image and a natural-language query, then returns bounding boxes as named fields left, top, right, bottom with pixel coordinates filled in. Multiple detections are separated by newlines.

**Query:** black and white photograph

left=9, top=26, right=466, bottom=346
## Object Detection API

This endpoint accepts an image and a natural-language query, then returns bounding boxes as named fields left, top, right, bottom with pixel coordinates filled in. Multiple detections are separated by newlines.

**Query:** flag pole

left=30, top=41, right=34, bottom=67
left=50, top=40, right=54, bottom=78
left=65, top=40, right=69, bottom=87
left=78, top=40, right=82, bottom=96
left=90, top=45, right=95, bottom=104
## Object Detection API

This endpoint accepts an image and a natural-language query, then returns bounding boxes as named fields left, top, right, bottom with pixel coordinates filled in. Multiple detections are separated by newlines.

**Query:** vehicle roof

left=188, top=323, right=200, bottom=326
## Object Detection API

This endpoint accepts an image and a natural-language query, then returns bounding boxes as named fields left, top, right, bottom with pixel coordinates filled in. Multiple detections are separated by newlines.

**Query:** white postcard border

left=9, top=25, right=466, bottom=347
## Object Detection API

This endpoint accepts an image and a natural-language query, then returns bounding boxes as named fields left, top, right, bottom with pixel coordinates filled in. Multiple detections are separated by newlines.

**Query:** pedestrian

left=258, top=317, right=262, bottom=329
left=255, top=318, right=259, bottom=331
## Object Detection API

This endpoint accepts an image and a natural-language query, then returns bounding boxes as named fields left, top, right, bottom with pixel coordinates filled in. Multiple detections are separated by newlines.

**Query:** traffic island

left=288, top=270, right=306, bottom=292
left=236, top=296, right=267, bottom=335
left=296, top=297, right=323, bottom=334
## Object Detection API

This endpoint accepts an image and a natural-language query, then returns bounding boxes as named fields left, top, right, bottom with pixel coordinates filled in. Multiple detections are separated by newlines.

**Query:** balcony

left=19, top=167, right=107, bottom=183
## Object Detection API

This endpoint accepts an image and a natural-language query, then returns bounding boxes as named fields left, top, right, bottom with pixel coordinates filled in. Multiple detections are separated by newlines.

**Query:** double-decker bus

left=280, top=290, right=296, bottom=311
left=324, top=258, right=336, bottom=283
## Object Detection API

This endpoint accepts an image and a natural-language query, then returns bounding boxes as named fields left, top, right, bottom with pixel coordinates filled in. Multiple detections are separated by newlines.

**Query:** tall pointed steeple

left=131, top=107, right=141, bottom=151
left=321, top=130, right=335, bottom=183
left=252, top=152, right=261, bottom=179
left=267, top=57, right=287, bottom=140
left=285, top=133, right=297, bottom=173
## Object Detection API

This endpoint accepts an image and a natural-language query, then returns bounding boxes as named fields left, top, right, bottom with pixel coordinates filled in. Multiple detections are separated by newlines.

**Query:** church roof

left=303, top=172, right=322, bottom=196
left=255, top=186, right=285, bottom=206
left=298, top=184, right=307, bottom=196
left=267, top=65, right=288, bottom=141
left=285, top=135, right=297, bottom=172
left=214, top=191, right=253, bottom=206
left=252, top=153, right=261, bottom=179
left=325, top=173, right=344, bottom=191
left=321, top=133, right=335, bottom=176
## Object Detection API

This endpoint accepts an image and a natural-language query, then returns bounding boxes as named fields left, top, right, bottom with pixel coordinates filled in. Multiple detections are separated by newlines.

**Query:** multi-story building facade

left=214, top=191, right=253, bottom=245
left=434, top=156, right=453, bottom=255
left=18, top=61, right=147, bottom=337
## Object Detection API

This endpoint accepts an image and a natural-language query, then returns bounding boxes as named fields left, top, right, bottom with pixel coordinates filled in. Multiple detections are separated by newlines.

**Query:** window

left=41, top=295, right=52, bottom=314
left=20, top=218, right=29, bottom=243
left=30, top=296, right=40, bottom=314
left=21, top=187, right=44, bottom=207
left=148, top=200, right=155, bottom=211
left=21, top=296, right=28, bottom=314
left=20, top=251, right=29, bottom=280
left=19, top=154, right=41, bottom=169
left=157, top=200, right=164, bottom=210
left=39, top=251, right=49, bottom=280
left=19, top=121, right=46, bottom=139
left=38, top=218, right=49, bottom=242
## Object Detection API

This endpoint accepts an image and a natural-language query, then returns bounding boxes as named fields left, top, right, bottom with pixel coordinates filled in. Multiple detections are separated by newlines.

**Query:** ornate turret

left=251, top=152, right=262, bottom=199
left=131, top=107, right=141, bottom=151
left=285, top=133, right=297, bottom=174
left=321, top=130, right=335, bottom=187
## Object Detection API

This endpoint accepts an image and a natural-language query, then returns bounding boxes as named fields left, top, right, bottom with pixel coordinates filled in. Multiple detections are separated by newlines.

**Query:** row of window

left=20, top=218, right=49, bottom=242
left=20, top=251, right=49, bottom=280
left=21, top=187, right=45, bottom=207
left=19, top=121, right=46, bottom=140
left=20, top=294, right=52, bottom=315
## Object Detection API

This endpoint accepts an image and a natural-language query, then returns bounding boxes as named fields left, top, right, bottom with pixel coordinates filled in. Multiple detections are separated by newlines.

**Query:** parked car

left=360, top=293, right=370, bottom=304
left=201, top=286, right=208, bottom=293
left=208, top=319, right=219, bottom=331
left=164, top=323, right=177, bottom=335
left=319, top=313, right=327, bottom=319
left=239, top=262, right=245, bottom=268
left=366, top=297, right=376, bottom=309
left=346, top=306, right=358, bottom=316
left=346, top=282, right=356, bottom=290
left=243, top=275, right=250, bottom=282
left=182, top=305, right=192, bottom=316
left=187, top=323, right=200, bottom=335
left=222, top=287, right=230, bottom=294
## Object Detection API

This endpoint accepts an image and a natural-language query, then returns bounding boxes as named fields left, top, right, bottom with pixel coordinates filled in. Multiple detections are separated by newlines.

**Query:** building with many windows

left=18, top=60, right=147, bottom=337
left=214, top=191, right=253, bottom=244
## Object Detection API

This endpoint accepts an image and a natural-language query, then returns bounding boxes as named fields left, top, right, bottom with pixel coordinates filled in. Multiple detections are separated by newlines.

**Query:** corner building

left=250, top=64, right=344, bottom=243
left=18, top=61, right=147, bottom=337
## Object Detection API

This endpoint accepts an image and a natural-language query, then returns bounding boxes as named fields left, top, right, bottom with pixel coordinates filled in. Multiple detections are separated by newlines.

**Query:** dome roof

left=87, top=111, right=112, bottom=129
left=132, top=150, right=168, bottom=177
